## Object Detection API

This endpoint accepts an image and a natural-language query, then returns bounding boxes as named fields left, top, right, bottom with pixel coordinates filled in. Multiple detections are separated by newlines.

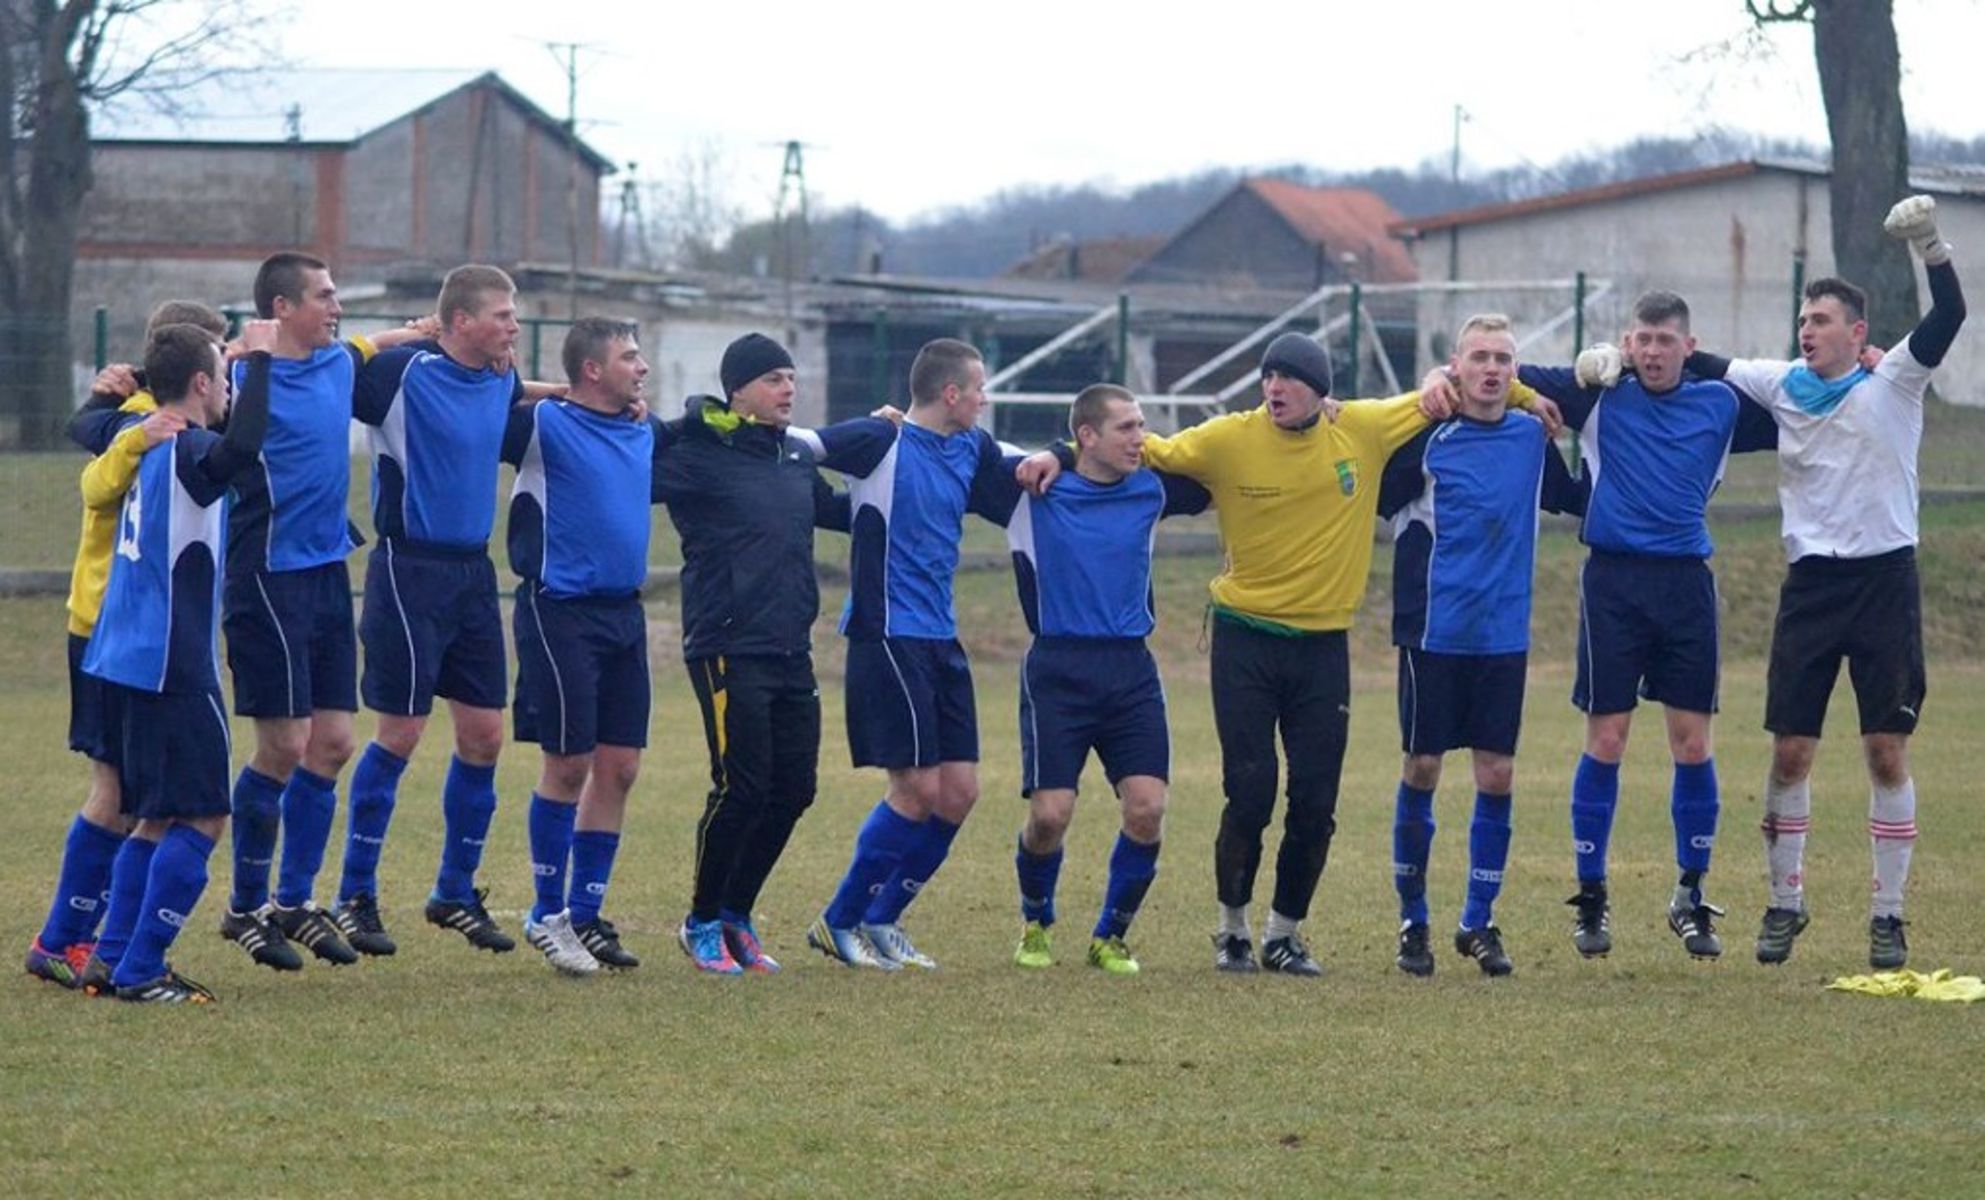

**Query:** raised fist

left=1884, top=195, right=1949, bottom=265
left=1574, top=343, right=1623, bottom=389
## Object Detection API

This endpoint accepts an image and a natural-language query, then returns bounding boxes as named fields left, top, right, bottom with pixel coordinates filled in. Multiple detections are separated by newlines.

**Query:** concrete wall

left=1402, top=171, right=1985, bottom=404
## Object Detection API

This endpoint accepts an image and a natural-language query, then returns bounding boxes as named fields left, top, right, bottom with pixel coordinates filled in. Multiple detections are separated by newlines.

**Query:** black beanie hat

left=1260, top=332, right=1333, bottom=399
left=720, top=332, right=795, bottom=399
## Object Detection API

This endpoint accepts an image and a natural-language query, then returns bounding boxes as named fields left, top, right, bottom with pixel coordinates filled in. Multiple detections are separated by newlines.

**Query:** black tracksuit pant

left=1209, top=616, right=1351, bottom=921
left=687, top=653, right=822, bottom=922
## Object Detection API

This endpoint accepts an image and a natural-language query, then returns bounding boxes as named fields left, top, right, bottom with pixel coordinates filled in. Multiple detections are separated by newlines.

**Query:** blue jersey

left=355, top=341, right=523, bottom=550
left=83, top=431, right=233, bottom=693
left=1520, top=366, right=1739, bottom=560
left=793, top=418, right=1015, bottom=641
left=1006, top=468, right=1209, bottom=639
left=504, top=400, right=664, bottom=598
left=1382, top=411, right=1580, bottom=655
left=227, top=343, right=362, bottom=575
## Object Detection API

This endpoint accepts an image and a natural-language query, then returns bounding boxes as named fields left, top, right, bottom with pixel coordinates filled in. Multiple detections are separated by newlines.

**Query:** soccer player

left=506, top=318, right=663, bottom=977
left=208, top=254, right=399, bottom=971
left=665, top=334, right=855, bottom=974
left=1507, top=291, right=1775, bottom=962
left=343, top=264, right=529, bottom=954
left=801, top=338, right=1024, bottom=971
left=25, top=302, right=222, bottom=989
left=1379, top=315, right=1584, bottom=978
left=84, top=318, right=278, bottom=1002
left=1025, top=334, right=1542, bottom=976
left=1001, top=384, right=1209, bottom=976
left=1679, top=197, right=1966, bottom=968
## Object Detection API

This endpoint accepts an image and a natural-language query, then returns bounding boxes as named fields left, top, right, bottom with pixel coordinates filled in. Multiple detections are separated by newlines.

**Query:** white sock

left=1263, top=910, right=1301, bottom=943
left=1217, top=905, right=1250, bottom=939
left=1869, top=777, right=1918, bottom=921
left=1762, top=775, right=1812, bottom=911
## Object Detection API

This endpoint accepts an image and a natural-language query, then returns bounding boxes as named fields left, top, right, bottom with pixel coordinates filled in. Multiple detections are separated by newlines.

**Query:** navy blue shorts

left=1574, top=552, right=1719, bottom=716
left=359, top=541, right=507, bottom=717
left=1398, top=646, right=1527, bottom=756
left=223, top=562, right=358, bottom=719
left=1019, top=638, right=1169, bottom=795
left=68, top=633, right=122, bottom=765
left=513, top=587, right=650, bottom=754
left=844, top=637, right=977, bottom=769
left=111, top=685, right=232, bottom=820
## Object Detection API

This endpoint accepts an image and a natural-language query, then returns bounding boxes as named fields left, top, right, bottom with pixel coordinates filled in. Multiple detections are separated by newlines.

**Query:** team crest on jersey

left=1333, top=459, right=1357, bottom=496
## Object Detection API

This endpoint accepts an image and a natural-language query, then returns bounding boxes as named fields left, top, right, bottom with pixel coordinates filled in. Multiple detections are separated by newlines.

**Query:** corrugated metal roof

left=95, top=67, right=487, bottom=144
left=1393, top=158, right=1985, bottom=237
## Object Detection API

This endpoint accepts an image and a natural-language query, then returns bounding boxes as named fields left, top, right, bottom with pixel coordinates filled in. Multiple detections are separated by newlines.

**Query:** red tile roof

left=1245, top=178, right=1419, bottom=282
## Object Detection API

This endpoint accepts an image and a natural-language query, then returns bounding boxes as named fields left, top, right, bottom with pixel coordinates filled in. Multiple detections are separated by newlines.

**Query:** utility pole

left=611, top=161, right=649, bottom=271
left=772, top=140, right=812, bottom=346
left=1450, top=104, right=1464, bottom=189
left=545, top=41, right=591, bottom=318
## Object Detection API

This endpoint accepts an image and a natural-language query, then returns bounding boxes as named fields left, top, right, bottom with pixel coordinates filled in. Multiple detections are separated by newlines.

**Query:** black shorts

left=1019, top=638, right=1169, bottom=796
left=1574, top=552, right=1719, bottom=716
left=1765, top=547, right=1925, bottom=738
left=1398, top=646, right=1527, bottom=756
left=68, top=633, right=122, bottom=765
left=223, top=562, right=358, bottom=719
left=844, top=637, right=977, bottom=769
left=512, top=587, right=650, bottom=754
left=111, top=685, right=233, bottom=820
left=359, top=541, right=507, bottom=717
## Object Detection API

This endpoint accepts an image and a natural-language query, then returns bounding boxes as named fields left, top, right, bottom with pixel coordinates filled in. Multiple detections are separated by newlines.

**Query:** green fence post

left=1569, top=271, right=1587, bottom=478
left=1345, top=282, right=1362, bottom=397
left=1115, top=292, right=1130, bottom=385
left=871, top=307, right=890, bottom=404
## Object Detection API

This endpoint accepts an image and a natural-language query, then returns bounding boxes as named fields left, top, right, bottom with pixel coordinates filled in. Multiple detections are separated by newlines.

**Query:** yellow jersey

left=1143, top=385, right=1537, bottom=632
left=65, top=393, right=158, bottom=637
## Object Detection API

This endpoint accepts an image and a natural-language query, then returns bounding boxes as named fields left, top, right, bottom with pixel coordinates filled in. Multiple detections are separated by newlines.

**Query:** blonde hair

left=1455, top=312, right=1513, bottom=342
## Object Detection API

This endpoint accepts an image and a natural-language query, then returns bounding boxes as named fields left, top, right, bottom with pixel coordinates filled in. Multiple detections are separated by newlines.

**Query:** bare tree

left=1747, top=0, right=1918, bottom=348
left=1, top=1, right=246, bottom=448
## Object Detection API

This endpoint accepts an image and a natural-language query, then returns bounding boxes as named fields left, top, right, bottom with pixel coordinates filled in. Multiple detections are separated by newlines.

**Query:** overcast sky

left=246, top=0, right=1985, bottom=224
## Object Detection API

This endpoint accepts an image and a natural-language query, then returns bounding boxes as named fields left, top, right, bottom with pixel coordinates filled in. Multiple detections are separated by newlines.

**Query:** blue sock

left=823, top=803, right=923, bottom=928
left=94, top=834, right=159, bottom=969
left=1094, top=834, right=1160, bottom=940
left=1672, top=758, right=1720, bottom=902
left=1392, top=782, right=1436, bottom=925
left=339, top=743, right=406, bottom=903
left=1015, top=836, right=1064, bottom=927
left=527, top=794, right=578, bottom=922
left=1463, top=792, right=1514, bottom=930
left=275, top=768, right=337, bottom=908
left=1571, top=755, right=1620, bottom=885
left=112, top=825, right=216, bottom=988
left=36, top=816, right=125, bottom=951
left=228, top=767, right=284, bottom=912
left=434, top=756, right=498, bottom=905
left=567, top=830, right=620, bottom=927
left=864, top=816, right=961, bottom=925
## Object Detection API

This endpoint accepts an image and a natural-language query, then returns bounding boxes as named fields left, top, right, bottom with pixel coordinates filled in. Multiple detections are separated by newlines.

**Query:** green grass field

left=6, top=514, right=1985, bottom=1195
